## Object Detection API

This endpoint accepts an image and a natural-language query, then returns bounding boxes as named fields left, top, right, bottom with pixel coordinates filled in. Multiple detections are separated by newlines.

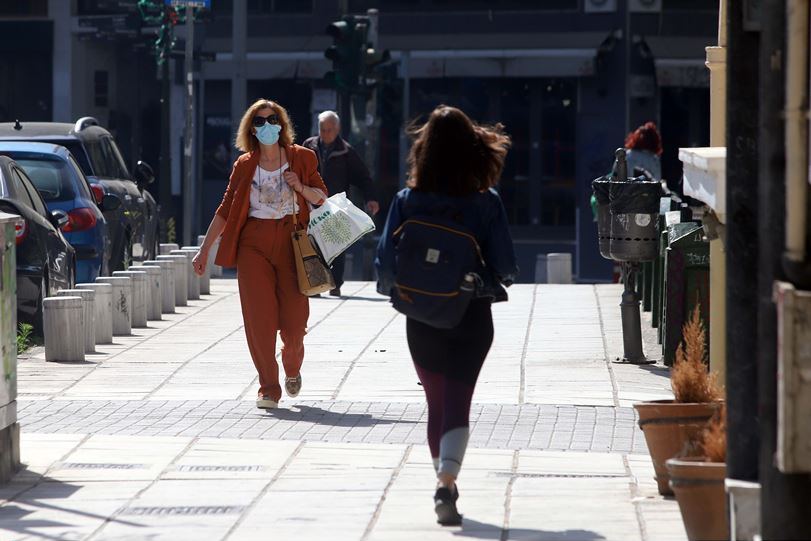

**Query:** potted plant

left=666, top=406, right=728, bottom=541
left=633, top=305, right=723, bottom=495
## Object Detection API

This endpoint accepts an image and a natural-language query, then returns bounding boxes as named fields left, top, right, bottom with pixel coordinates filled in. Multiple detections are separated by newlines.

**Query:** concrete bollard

left=170, top=250, right=199, bottom=301
left=181, top=246, right=208, bottom=295
left=546, top=253, right=573, bottom=284
left=112, top=271, right=148, bottom=327
left=75, top=282, right=113, bottom=345
left=199, top=235, right=222, bottom=277
left=55, top=289, right=95, bottom=353
left=130, top=265, right=162, bottom=321
left=156, top=255, right=187, bottom=307
left=43, top=296, right=85, bottom=362
left=95, top=276, right=132, bottom=335
left=145, top=259, right=175, bottom=314
left=159, top=243, right=180, bottom=255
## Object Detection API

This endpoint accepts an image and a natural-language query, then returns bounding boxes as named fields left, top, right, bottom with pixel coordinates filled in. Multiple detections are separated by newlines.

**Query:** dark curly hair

left=407, top=105, right=511, bottom=196
left=624, top=121, right=663, bottom=156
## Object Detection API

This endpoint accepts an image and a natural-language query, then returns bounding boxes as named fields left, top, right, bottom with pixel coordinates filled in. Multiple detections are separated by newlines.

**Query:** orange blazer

left=214, top=144, right=329, bottom=268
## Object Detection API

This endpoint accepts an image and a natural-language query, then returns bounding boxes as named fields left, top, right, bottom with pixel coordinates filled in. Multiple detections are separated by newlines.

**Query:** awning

left=206, top=47, right=597, bottom=80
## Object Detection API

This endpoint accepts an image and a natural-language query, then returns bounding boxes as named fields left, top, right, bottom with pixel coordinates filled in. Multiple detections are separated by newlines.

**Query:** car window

left=15, top=169, right=50, bottom=218
left=68, top=155, right=95, bottom=200
left=104, top=137, right=131, bottom=179
left=12, top=155, right=77, bottom=203
left=83, top=139, right=109, bottom=178
left=53, top=140, right=94, bottom=177
left=9, top=168, right=36, bottom=210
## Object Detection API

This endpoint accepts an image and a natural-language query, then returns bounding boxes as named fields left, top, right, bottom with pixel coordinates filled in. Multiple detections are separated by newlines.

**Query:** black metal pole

left=159, top=56, right=173, bottom=236
left=759, top=2, right=811, bottom=537
left=725, top=0, right=760, bottom=483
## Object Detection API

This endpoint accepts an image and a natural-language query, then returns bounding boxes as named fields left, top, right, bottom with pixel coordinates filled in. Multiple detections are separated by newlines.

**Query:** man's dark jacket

left=302, top=136, right=375, bottom=201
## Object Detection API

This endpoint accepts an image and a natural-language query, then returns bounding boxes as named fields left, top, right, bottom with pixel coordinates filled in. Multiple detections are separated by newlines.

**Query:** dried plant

left=671, top=305, right=722, bottom=403
left=699, top=405, right=727, bottom=463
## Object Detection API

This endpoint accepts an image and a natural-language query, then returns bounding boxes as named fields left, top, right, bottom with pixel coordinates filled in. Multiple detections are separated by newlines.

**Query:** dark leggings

left=406, top=300, right=494, bottom=478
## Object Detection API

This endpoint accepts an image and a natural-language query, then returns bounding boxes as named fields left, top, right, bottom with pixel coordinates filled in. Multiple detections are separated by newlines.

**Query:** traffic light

left=362, top=45, right=391, bottom=89
left=324, top=16, right=366, bottom=92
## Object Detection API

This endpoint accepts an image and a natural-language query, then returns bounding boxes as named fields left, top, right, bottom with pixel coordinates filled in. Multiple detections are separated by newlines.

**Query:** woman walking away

left=376, top=106, right=518, bottom=526
left=624, top=121, right=662, bottom=182
left=193, top=99, right=327, bottom=409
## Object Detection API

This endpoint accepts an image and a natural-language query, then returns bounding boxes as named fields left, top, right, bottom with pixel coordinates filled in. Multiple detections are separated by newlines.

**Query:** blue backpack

left=391, top=214, right=484, bottom=329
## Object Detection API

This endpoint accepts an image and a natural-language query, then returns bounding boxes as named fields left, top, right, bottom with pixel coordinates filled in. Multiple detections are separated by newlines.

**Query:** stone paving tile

left=17, top=400, right=649, bottom=454
left=0, top=435, right=681, bottom=541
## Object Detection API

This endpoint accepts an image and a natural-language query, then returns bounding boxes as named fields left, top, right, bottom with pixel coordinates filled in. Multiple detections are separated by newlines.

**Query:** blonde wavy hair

left=235, top=99, right=296, bottom=153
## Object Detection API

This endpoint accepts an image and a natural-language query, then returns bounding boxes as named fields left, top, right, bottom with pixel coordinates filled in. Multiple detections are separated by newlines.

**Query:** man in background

left=303, top=111, right=379, bottom=297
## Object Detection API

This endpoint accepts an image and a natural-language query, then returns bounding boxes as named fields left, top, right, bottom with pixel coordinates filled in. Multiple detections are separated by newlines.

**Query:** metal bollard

left=113, top=271, right=148, bottom=328
left=156, top=255, right=187, bottom=307
left=55, top=289, right=95, bottom=353
left=181, top=246, right=208, bottom=295
left=159, top=243, right=180, bottom=255
left=199, top=235, right=222, bottom=277
left=618, top=263, right=654, bottom=364
left=76, top=282, right=113, bottom=345
left=170, top=250, right=199, bottom=301
left=95, top=276, right=132, bottom=335
left=43, top=296, right=85, bottom=362
left=546, top=253, right=573, bottom=284
left=144, top=259, right=175, bottom=313
left=130, top=265, right=162, bottom=320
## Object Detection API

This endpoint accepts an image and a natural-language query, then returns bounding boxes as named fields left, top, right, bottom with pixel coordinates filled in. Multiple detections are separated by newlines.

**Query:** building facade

left=1, top=0, right=717, bottom=281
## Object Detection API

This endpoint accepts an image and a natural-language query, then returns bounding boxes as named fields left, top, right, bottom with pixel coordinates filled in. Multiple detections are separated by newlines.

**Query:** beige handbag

left=291, top=190, right=335, bottom=296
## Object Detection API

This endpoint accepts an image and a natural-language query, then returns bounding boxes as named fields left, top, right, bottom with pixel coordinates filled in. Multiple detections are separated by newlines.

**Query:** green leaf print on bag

left=320, top=212, right=354, bottom=246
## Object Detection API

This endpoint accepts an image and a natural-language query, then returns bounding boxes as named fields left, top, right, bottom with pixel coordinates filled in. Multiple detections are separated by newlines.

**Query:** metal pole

left=726, top=0, right=760, bottom=485
left=231, top=0, right=247, bottom=164
left=182, top=8, right=194, bottom=246
left=618, top=262, right=651, bottom=364
left=159, top=45, right=173, bottom=232
left=624, top=0, right=631, bottom=135
left=398, top=50, right=410, bottom=188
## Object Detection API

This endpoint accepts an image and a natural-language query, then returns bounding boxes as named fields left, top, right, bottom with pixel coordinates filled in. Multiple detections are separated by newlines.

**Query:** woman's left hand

left=283, top=170, right=303, bottom=193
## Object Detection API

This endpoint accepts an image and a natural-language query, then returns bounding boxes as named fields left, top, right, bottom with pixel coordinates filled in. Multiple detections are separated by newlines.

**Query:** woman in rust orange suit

left=193, top=99, right=328, bottom=409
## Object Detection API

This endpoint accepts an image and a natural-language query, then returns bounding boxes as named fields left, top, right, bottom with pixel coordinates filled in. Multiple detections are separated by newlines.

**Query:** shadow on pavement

left=636, top=363, right=670, bottom=379
left=261, top=404, right=420, bottom=427
left=455, top=518, right=607, bottom=540
left=0, top=475, right=142, bottom=540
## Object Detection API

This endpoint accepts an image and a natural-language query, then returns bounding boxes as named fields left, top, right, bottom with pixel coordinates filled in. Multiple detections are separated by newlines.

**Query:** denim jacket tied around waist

left=375, top=187, right=519, bottom=303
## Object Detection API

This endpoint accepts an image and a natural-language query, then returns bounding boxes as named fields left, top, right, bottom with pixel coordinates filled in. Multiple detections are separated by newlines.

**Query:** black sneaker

left=434, top=486, right=462, bottom=526
left=329, top=287, right=341, bottom=297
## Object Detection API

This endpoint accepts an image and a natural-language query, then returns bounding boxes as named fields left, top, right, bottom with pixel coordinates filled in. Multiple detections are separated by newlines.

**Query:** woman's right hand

left=192, top=249, right=208, bottom=276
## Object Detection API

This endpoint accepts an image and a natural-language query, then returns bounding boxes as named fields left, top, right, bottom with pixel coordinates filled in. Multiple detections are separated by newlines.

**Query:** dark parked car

left=0, top=156, right=76, bottom=329
left=0, top=118, right=159, bottom=271
left=0, top=142, right=121, bottom=282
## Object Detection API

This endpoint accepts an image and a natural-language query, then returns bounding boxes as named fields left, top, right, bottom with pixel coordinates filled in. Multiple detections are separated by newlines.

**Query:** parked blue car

left=0, top=142, right=118, bottom=282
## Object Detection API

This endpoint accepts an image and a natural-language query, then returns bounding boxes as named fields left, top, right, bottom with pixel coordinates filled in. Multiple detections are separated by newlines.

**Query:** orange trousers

left=237, top=217, right=309, bottom=400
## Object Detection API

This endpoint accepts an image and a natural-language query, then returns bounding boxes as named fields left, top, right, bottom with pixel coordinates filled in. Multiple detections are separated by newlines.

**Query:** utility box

left=774, top=281, right=811, bottom=473
left=0, top=213, right=21, bottom=482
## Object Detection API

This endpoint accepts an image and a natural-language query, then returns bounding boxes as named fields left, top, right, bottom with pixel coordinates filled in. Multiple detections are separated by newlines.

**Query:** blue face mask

left=255, top=123, right=282, bottom=146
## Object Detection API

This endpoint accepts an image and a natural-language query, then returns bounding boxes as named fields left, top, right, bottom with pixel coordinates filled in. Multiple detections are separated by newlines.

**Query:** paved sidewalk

left=1, top=280, right=685, bottom=541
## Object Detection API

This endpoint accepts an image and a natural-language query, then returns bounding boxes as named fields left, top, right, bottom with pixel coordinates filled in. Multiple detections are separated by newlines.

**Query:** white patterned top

left=248, top=163, right=297, bottom=219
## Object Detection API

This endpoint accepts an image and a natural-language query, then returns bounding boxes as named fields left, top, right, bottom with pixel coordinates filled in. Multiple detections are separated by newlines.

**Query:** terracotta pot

left=633, top=400, right=720, bottom=495
left=666, top=457, right=728, bottom=541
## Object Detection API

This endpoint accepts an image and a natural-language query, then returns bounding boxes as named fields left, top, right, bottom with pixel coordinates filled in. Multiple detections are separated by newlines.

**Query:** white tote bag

left=307, top=192, right=376, bottom=265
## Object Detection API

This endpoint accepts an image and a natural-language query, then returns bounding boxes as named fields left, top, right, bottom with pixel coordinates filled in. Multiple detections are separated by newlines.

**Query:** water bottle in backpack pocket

left=391, top=215, right=484, bottom=329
